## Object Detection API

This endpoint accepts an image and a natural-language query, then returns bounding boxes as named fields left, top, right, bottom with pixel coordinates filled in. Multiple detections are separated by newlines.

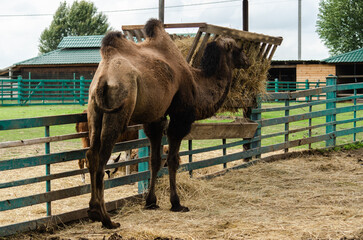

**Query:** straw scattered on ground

left=9, top=147, right=363, bottom=240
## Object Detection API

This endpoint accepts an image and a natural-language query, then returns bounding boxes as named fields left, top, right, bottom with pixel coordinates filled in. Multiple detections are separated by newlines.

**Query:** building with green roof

left=2, top=35, right=104, bottom=79
left=323, top=48, right=363, bottom=94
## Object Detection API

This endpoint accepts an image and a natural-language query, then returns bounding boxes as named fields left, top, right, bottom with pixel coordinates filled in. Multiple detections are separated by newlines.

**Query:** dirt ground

left=3, top=147, right=362, bottom=240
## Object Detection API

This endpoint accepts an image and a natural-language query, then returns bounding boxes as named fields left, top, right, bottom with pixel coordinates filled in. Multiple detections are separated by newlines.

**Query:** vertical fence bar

left=309, top=95, right=313, bottom=149
left=17, top=76, right=22, bottom=105
left=274, top=78, right=279, bottom=102
left=284, top=99, right=289, bottom=153
left=316, top=79, right=320, bottom=101
left=45, top=126, right=51, bottom=216
left=28, top=72, right=31, bottom=104
left=222, top=139, right=227, bottom=168
left=251, top=99, right=262, bottom=158
left=1, top=79, right=3, bottom=105
left=353, top=79, right=357, bottom=142
left=305, top=79, right=309, bottom=102
left=138, top=129, right=149, bottom=194
left=80, top=76, right=85, bottom=105
left=188, top=140, right=193, bottom=177
left=325, top=75, right=337, bottom=147
left=73, top=73, right=76, bottom=103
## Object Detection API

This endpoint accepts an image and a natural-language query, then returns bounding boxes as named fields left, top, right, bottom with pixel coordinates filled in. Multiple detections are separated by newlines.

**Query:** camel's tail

left=95, top=78, right=126, bottom=113
left=144, top=18, right=165, bottom=39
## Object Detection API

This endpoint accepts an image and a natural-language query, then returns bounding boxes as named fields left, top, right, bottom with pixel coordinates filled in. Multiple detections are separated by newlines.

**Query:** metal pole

left=298, top=0, right=301, bottom=60
left=159, top=0, right=165, bottom=24
left=243, top=0, right=249, bottom=31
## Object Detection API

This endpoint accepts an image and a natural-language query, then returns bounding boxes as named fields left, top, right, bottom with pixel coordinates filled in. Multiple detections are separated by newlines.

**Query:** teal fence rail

left=266, top=79, right=325, bottom=92
left=0, top=77, right=92, bottom=106
left=0, top=75, right=362, bottom=236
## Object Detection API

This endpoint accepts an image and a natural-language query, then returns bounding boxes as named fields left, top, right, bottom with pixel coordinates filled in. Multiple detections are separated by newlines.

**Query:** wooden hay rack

left=122, top=22, right=283, bottom=66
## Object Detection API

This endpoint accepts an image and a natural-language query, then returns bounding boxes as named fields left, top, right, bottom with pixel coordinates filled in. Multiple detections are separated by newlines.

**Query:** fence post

left=251, top=98, right=262, bottom=158
left=305, top=79, right=310, bottom=101
left=188, top=140, right=193, bottom=177
left=80, top=76, right=85, bottom=105
left=284, top=99, right=289, bottom=153
left=45, top=126, right=51, bottom=216
left=274, top=78, right=279, bottom=102
left=138, top=129, right=149, bottom=194
left=325, top=75, right=337, bottom=148
left=316, top=79, right=320, bottom=100
left=17, top=76, right=23, bottom=105
left=222, top=139, right=227, bottom=169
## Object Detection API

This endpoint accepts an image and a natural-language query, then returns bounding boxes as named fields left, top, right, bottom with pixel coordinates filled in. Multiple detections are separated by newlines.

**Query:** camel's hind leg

left=143, top=118, right=167, bottom=209
left=166, top=116, right=193, bottom=212
left=87, top=111, right=129, bottom=229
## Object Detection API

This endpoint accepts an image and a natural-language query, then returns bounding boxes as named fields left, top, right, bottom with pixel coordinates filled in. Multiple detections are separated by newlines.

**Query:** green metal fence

left=0, top=77, right=92, bottom=106
left=0, top=75, right=362, bottom=237
left=1, top=77, right=327, bottom=106
left=266, top=78, right=326, bottom=101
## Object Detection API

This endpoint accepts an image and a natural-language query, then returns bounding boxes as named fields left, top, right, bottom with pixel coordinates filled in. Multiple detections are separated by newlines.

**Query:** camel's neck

left=192, top=62, right=233, bottom=120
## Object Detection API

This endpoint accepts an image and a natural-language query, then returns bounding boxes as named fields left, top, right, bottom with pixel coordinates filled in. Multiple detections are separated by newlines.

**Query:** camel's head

left=201, top=37, right=250, bottom=76
left=217, top=38, right=250, bottom=70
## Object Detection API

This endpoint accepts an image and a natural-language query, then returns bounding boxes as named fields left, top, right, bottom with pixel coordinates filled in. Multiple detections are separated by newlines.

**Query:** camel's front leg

left=166, top=117, right=192, bottom=212
left=143, top=119, right=167, bottom=209
left=86, top=112, right=124, bottom=229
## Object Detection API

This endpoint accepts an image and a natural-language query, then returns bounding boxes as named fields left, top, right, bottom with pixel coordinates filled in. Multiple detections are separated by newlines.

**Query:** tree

left=316, top=0, right=363, bottom=56
left=39, top=1, right=110, bottom=54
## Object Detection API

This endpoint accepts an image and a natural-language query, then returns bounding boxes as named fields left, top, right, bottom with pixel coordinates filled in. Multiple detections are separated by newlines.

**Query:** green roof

left=16, top=48, right=101, bottom=66
left=57, top=35, right=103, bottom=48
left=323, top=48, right=363, bottom=63
left=15, top=35, right=104, bottom=66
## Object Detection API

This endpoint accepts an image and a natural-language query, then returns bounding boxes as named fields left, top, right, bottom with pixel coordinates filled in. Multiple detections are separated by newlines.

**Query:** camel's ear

left=201, top=41, right=221, bottom=77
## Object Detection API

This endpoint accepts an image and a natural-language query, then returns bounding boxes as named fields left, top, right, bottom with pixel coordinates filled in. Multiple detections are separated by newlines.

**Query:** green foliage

left=39, top=0, right=110, bottom=54
left=316, top=0, right=363, bottom=56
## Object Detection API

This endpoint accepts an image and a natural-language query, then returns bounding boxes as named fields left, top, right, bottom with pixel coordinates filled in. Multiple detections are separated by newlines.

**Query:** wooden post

left=188, top=140, right=193, bottom=177
left=284, top=99, right=289, bottom=153
left=159, top=0, right=165, bottom=23
left=325, top=75, right=337, bottom=147
left=275, top=78, right=279, bottom=102
left=138, top=129, right=149, bottom=194
left=243, top=0, right=249, bottom=31
left=222, top=139, right=227, bottom=168
left=305, top=79, right=310, bottom=102
left=17, top=76, right=22, bottom=105
left=80, top=76, right=85, bottom=105
left=251, top=99, right=261, bottom=158
left=45, top=126, right=51, bottom=216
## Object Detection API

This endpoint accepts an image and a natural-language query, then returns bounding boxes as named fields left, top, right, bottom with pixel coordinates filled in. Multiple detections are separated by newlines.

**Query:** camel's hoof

left=87, top=209, right=102, bottom=222
left=144, top=203, right=160, bottom=210
left=102, top=220, right=121, bottom=229
left=170, top=205, right=189, bottom=212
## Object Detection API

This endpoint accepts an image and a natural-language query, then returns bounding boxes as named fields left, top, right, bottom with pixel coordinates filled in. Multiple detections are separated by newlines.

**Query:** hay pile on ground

left=15, top=148, right=363, bottom=240
left=173, top=37, right=270, bottom=113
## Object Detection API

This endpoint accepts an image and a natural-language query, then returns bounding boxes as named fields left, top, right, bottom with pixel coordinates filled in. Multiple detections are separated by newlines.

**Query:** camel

left=86, top=18, right=250, bottom=229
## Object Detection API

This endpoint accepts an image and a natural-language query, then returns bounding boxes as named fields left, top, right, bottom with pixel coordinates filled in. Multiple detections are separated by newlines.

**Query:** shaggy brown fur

left=86, top=18, right=250, bottom=228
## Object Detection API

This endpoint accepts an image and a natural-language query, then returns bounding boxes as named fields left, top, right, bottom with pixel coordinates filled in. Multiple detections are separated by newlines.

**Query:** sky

left=0, top=0, right=330, bottom=70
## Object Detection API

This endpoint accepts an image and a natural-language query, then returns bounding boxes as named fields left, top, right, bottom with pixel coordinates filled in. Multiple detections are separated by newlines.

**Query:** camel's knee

left=86, top=149, right=99, bottom=172
left=167, top=155, right=180, bottom=171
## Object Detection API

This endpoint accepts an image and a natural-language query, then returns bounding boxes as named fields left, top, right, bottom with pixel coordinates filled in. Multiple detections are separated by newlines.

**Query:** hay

left=13, top=148, right=363, bottom=240
left=173, top=37, right=271, bottom=113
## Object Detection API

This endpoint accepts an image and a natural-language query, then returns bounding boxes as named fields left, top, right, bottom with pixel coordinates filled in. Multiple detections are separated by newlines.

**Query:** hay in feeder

left=172, top=37, right=271, bottom=114
left=222, top=41, right=270, bottom=113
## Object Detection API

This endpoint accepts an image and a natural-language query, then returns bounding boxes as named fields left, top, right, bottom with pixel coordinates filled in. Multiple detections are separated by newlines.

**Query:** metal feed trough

left=122, top=22, right=283, bottom=139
